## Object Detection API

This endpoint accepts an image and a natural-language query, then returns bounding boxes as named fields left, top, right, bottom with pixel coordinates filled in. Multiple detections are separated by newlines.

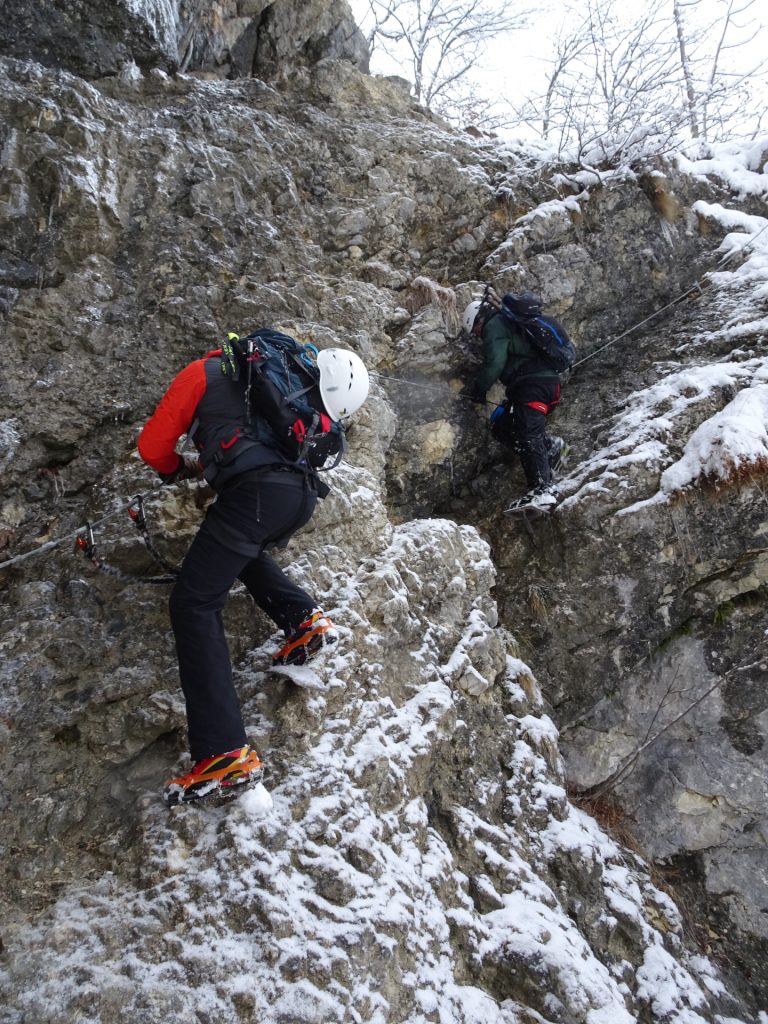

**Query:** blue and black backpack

left=501, top=292, right=576, bottom=375
left=221, top=328, right=346, bottom=472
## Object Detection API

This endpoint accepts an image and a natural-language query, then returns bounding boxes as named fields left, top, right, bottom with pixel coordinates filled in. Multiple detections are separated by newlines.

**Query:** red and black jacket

left=138, top=351, right=295, bottom=488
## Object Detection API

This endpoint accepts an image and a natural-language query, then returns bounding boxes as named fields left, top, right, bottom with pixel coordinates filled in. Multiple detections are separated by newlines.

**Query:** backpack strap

left=286, top=347, right=322, bottom=401
left=316, top=430, right=346, bottom=473
left=283, top=383, right=315, bottom=404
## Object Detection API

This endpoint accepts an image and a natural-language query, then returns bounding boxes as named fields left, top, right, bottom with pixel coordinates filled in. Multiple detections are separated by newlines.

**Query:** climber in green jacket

left=462, top=291, right=567, bottom=514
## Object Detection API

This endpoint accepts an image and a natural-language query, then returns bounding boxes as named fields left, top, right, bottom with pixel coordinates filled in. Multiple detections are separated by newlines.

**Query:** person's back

left=463, top=291, right=569, bottom=515
left=478, top=312, right=561, bottom=394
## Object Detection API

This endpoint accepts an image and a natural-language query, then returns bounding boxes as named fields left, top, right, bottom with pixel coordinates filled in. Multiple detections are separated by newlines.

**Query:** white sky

left=349, top=0, right=768, bottom=139
left=350, top=0, right=557, bottom=99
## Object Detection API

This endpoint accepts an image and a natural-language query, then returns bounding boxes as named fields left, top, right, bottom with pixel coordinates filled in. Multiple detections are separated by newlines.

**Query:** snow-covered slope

left=1, top=502, right=753, bottom=1023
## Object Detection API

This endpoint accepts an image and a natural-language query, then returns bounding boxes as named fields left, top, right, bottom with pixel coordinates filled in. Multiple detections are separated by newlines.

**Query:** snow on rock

left=659, top=383, right=768, bottom=494
left=677, top=141, right=768, bottom=199
left=560, top=359, right=768, bottom=515
left=0, top=511, right=751, bottom=1022
left=558, top=186, right=768, bottom=517
left=238, top=780, right=274, bottom=816
left=0, top=417, right=21, bottom=470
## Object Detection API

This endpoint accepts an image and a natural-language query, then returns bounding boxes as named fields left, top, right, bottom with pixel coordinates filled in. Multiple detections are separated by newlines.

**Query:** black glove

left=460, top=382, right=487, bottom=405
left=160, top=454, right=202, bottom=485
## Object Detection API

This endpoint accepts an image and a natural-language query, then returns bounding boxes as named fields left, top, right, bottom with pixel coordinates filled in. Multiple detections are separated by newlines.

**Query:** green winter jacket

left=474, top=313, right=560, bottom=394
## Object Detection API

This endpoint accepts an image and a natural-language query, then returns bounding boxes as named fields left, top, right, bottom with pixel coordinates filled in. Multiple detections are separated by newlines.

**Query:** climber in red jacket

left=138, top=330, right=369, bottom=806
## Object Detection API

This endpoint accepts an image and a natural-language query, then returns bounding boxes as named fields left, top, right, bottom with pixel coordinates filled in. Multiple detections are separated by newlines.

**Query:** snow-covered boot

left=272, top=609, right=338, bottom=666
left=546, top=436, right=569, bottom=476
left=163, top=745, right=263, bottom=807
left=505, top=485, right=558, bottom=515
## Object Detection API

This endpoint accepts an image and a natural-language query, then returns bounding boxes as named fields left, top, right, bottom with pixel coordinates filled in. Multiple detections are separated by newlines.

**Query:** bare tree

left=509, top=0, right=766, bottom=167
left=528, top=0, right=687, bottom=165
left=673, top=0, right=702, bottom=137
left=674, top=0, right=766, bottom=141
left=358, top=0, right=529, bottom=111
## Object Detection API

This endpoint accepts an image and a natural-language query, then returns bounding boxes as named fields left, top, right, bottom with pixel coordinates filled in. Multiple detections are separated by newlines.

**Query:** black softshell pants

left=507, top=379, right=562, bottom=490
left=169, top=471, right=317, bottom=761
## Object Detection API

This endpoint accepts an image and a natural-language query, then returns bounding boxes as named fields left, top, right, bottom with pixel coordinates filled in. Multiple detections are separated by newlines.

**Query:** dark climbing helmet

left=501, top=291, right=543, bottom=321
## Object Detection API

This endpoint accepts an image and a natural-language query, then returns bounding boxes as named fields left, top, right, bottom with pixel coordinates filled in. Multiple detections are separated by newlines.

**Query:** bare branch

left=577, top=670, right=725, bottom=801
left=499, top=0, right=765, bottom=163
left=360, top=0, right=530, bottom=108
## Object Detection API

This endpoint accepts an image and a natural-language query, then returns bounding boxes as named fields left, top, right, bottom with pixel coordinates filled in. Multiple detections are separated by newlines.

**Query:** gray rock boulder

left=0, top=0, right=367, bottom=79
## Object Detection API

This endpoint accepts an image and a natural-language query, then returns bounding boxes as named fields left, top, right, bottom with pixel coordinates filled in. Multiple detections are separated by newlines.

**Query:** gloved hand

left=460, top=382, right=487, bottom=405
left=489, top=402, right=508, bottom=425
left=160, top=454, right=203, bottom=485
left=290, top=413, right=332, bottom=444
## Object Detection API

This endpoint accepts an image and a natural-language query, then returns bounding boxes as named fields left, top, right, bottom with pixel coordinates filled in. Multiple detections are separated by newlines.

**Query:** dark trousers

left=169, top=472, right=317, bottom=761
left=507, top=379, right=561, bottom=489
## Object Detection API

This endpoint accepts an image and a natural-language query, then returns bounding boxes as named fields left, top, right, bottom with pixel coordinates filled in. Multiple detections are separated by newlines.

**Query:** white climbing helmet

left=462, top=300, right=482, bottom=334
left=317, top=348, right=370, bottom=420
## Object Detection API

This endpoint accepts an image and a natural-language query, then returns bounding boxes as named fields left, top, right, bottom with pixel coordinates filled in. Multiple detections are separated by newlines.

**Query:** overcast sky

left=349, top=0, right=768, bottom=140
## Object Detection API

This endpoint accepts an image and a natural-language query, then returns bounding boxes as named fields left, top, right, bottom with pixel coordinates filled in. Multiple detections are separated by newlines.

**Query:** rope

left=0, top=484, right=164, bottom=572
left=573, top=282, right=705, bottom=368
left=369, top=372, right=496, bottom=406
left=1, top=428, right=200, bottom=578
left=370, top=372, right=454, bottom=395
left=574, top=219, right=768, bottom=368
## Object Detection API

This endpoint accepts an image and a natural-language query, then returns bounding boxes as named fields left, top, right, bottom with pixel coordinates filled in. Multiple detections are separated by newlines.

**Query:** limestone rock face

left=0, top=0, right=367, bottom=79
left=463, top=167, right=768, bottom=1006
left=0, top=497, right=753, bottom=1023
left=0, top=17, right=767, bottom=1023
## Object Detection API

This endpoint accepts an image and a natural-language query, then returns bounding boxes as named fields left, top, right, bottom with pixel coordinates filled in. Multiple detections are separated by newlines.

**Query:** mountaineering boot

left=546, top=436, right=569, bottom=477
left=163, top=745, right=263, bottom=807
left=505, top=485, right=558, bottom=516
left=272, top=609, right=338, bottom=666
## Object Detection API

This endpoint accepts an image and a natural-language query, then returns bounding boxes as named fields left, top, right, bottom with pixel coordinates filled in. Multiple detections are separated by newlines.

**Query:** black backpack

left=501, top=292, right=576, bottom=374
left=221, top=328, right=346, bottom=471
left=522, top=315, right=576, bottom=374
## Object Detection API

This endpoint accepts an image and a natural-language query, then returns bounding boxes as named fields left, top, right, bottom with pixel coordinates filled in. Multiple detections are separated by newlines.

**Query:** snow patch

left=660, top=384, right=768, bottom=494
left=0, top=418, right=21, bottom=468
left=235, top=783, right=274, bottom=818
